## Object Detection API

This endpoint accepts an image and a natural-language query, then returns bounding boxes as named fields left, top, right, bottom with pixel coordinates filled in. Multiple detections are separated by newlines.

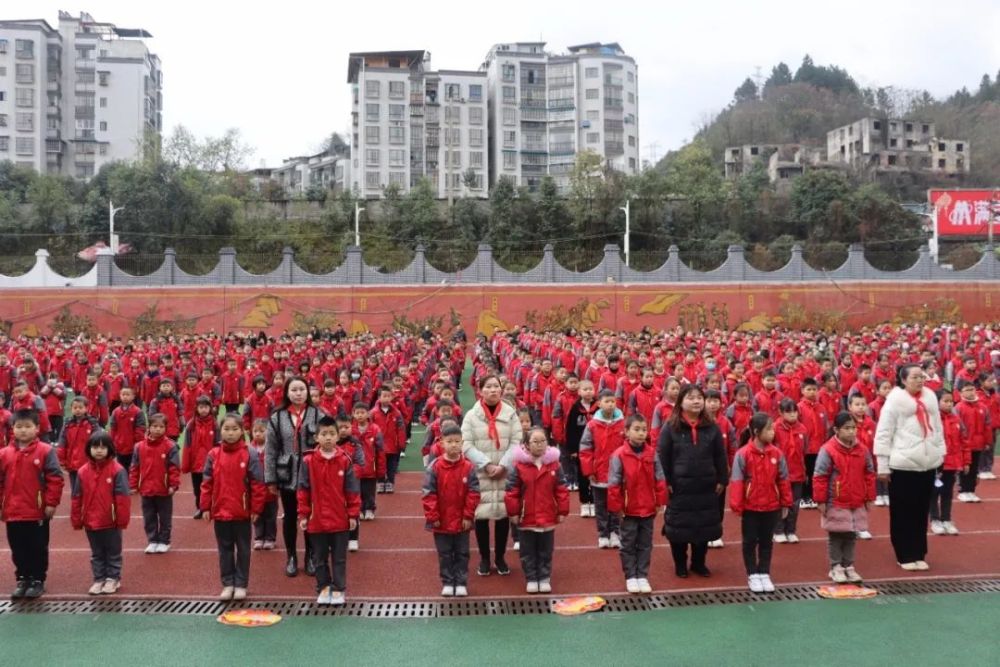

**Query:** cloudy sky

left=20, top=0, right=1000, bottom=167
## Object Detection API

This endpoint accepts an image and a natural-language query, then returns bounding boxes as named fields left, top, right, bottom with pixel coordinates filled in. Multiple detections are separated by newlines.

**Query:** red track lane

left=3, top=473, right=999, bottom=600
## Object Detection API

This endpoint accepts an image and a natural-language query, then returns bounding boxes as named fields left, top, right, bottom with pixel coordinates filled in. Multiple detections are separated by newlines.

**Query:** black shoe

left=477, top=561, right=491, bottom=576
left=193, top=510, right=203, bottom=520
left=675, top=565, right=689, bottom=578
left=305, top=557, right=316, bottom=577
left=691, top=564, right=712, bottom=578
left=285, top=556, right=298, bottom=577
left=495, top=558, right=511, bottom=576
left=23, top=580, right=44, bottom=599
left=11, top=580, right=28, bottom=599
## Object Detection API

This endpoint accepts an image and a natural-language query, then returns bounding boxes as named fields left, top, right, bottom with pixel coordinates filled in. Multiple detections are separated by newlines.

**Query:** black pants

left=560, top=447, right=577, bottom=486
left=360, top=478, right=377, bottom=512
left=803, top=454, right=818, bottom=500
left=669, top=541, right=708, bottom=570
left=7, top=520, right=50, bottom=583
left=311, top=531, right=348, bottom=592
left=384, top=454, right=401, bottom=484
left=224, top=403, right=241, bottom=414
left=776, top=483, right=804, bottom=535
left=741, top=510, right=780, bottom=575
left=575, top=457, right=592, bottom=504
left=48, top=416, right=64, bottom=444
left=254, top=499, right=278, bottom=542
left=191, top=473, right=203, bottom=510
left=215, top=520, right=251, bottom=588
left=279, top=487, right=309, bottom=560
left=116, top=452, right=133, bottom=470
left=519, top=530, right=555, bottom=582
left=141, top=495, right=173, bottom=544
left=889, top=468, right=935, bottom=563
left=959, top=451, right=982, bottom=493
left=68, top=470, right=79, bottom=493
left=86, top=528, right=123, bottom=582
left=434, top=532, right=471, bottom=586
left=930, top=469, right=957, bottom=522
left=619, top=516, right=654, bottom=580
left=474, top=518, right=510, bottom=563
left=592, top=487, right=620, bottom=538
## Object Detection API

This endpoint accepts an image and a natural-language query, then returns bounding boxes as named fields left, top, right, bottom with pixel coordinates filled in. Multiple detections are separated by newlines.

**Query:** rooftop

left=347, top=50, right=428, bottom=82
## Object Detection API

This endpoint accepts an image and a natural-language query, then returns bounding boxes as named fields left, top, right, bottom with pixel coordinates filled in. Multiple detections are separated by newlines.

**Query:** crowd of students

left=0, top=321, right=997, bottom=602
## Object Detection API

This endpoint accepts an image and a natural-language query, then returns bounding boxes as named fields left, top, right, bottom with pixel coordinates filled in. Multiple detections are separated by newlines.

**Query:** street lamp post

left=354, top=202, right=366, bottom=246
left=620, top=199, right=631, bottom=267
left=109, top=200, right=125, bottom=254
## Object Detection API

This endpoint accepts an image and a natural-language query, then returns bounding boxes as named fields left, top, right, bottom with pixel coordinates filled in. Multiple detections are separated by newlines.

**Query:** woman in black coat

left=658, top=384, right=729, bottom=578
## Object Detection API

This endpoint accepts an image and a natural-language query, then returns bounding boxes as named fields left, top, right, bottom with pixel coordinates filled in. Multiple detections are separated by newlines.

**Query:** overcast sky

left=20, top=1, right=1000, bottom=167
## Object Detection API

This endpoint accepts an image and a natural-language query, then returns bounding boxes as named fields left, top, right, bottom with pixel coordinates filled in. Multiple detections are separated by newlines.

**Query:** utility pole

left=620, top=199, right=631, bottom=267
left=354, top=202, right=366, bottom=246
left=990, top=188, right=999, bottom=250
left=109, top=200, right=124, bottom=254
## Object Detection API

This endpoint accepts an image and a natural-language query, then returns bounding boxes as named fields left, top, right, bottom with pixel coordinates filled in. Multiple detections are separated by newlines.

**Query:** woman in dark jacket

left=658, top=384, right=729, bottom=578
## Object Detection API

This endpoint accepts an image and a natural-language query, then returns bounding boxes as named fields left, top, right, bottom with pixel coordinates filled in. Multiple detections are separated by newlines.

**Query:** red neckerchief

left=481, top=400, right=501, bottom=449
left=909, top=390, right=931, bottom=437
left=682, top=415, right=700, bottom=445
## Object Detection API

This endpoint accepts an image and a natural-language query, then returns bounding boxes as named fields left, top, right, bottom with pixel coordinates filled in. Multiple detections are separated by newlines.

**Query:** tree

left=400, top=178, right=438, bottom=242
left=568, top=150, right=607, bottom=241
left=848, top=184, right=923, bottom=269
left=322, top=132, right=350, bottom=155
left=977, top=73, right=994, bottom=102
left=26, top=175, right=73, bottom=232
left=763, top=62, right=793, bottom=96
left=536, top=176, right=567, bottom=242
left=789, top=170, right=853, bottom=241
left=734, top=77, right=758, bottom=104
left=488, top=177, right=516, bottom=245
left=0, top=161, right=37, bottom=203
left=162, top=125, right=254, bottom=172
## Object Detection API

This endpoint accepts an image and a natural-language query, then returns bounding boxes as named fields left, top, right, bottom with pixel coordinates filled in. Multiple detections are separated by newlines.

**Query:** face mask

left=351, top=372, right=360, bottom=381
left=705, top=361, right=716, bottom=371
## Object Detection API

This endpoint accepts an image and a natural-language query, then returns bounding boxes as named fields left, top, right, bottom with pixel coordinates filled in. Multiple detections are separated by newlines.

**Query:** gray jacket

left=264, top=406, right=323, bottom=490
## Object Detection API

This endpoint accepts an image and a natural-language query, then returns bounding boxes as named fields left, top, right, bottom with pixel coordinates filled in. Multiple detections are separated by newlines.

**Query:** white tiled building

left=0, top=11, right=162, bottom=178
left=826, top=118, right=969, bottom=175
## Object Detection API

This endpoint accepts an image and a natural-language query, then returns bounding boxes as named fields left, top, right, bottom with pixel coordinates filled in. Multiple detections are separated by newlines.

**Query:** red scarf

left=481, top=400, right=501, bottom=449
left=909, top=390, right=931, bottom=437
left=682, top=415, right=701, bottom=445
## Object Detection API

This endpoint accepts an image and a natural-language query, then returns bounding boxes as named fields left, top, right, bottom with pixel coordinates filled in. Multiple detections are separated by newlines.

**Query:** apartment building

left=826, top=117, right=969, bottom=175
left=270, top=149, right=350, bottom=196
left=347, top=51, right=488, bottom=199
left=0, top=11, right=161, bottom=178
left=482, top=41, right=639, bottom=193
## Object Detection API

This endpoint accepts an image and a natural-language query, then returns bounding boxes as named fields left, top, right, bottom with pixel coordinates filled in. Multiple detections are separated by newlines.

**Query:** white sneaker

left=914, top=560, right=929, bottom=571
left=441, top=585, right=454, bottom=597
left=144, top=543, right=159, bottom=554
left=930, top=520, right=945, bottom=535
left=844, top=566, right=863, bottom=583
left=944, top=521, right=960, bottom=535
left=580, top=505, right=590, bottom=518
left=882, top=495, right=890, bottom=506
left=626, top=578, right=640, bottom=594
left=773, top=533, right=788, bottom=544
left=609, top=532, right=622, bottom=549
left=637, top=578, right=652, bottom=594
left=526, top=581, right=539, bottom=594
left=873, top=496, right=885, bottom=507
left=376, top=482, right=385, bottom=493
left=252, top=540, right=263, bottom=550
left=588, top=503, right=597, bottom=517
left=899, top=562, right=920, bottom=571
left=598, top=537, right=610, bottom=549
left=538, top=579, right=552, bottom=594
left=454, top=585, right=468, bottom=597
left=748, top=574, right=764, bottom=593
left=233, top=587, right=247, bottom=601
left=316, top=587, right=331, bottom=605
left=220, top=586, right=234, bottom=601
left=957, top=492, right=971, bottom=503
left=982, top=471, right=997, bottom=480
left=760, top=574, right=775, bottom=593
left=88, top=582, right=104, bottom=595
left=829, top=565, right=848, bottom=583
left=329, top=591, right=345, bottom=606
left=512, top=541, right=520, bottom=551
left=155, top=543, right=170, bottom=553
left=100, top=579, right=120, bottom=595
left=970, top=493, right=982, bottom=503
left=348, top=540, right=359, bottom=552
left=786, top=534, right=799, bottom=544
left=857, top=530, right=873, bottom=540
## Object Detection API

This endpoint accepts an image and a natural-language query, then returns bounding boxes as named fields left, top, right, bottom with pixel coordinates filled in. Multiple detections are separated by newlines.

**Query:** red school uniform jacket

left=181, top=415, right=219, bottom=474
left=812, top=437, right=876, bottom=509
left=627, top=384, right=660, bottom=424
left=955, top=398, right=990, bottom=452
left=242, top=391, right=275, bottom=431
left=219, top=372, right=244, bottom=406
left=79, top=384, right=110, bottom=425
left=607, top=441, right=668, bottom=518
left=57, top=414, right=103, bottom=473
left=579, top=410, right=626, bottom=486
left=0, top=439, right=64, bottom=521
left=773, top=419, right=808, bottom=483
left=351, top=423, right=386, bottom=479
left=148, top=394, right=182, bottom=438
left=504, top=446, right=570, bottom=528
left=39, top=382, right=66, bottom=417
left=199, top=442, right=267, bottom=521
left=11, top=392, right=51, bottom=438
left=752, top=388, right=785, bottom=420
left=109, top=403, right=146, bottom=459
left=296, top=448, right=361, bottom=533
left=71, top=458, right=130, bottom=531
left=370, top=403, right=406, bottom=455
left=729, top=443, right=793, bottom=514
left=129, top=436, right=181, bottom=497
left=797, top=398, right=829, bottom=455
left=940, top=410, right=970, bottom=472
left=422, top=455, right=480, bottom=534
left=725, top=402, right=754, bottom=438
left=853, top=415, right=877, bottom=454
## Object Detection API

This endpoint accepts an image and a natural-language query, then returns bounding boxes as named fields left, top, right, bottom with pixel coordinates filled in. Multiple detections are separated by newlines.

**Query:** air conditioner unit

left=581, top=120, right=591, bottom=129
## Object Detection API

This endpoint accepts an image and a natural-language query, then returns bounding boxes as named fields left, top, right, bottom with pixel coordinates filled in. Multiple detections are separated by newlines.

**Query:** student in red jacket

left=200, top=414, right=267, bottom=602
left=352, top=402, right=386, bottom=520
left=370, top=386, right=406, bottom=494
left=1, top=409, right=64, bottom=599
left=79, top=372, right=110, bottom=426
left=423, top=424, right=480, bottom=598
left=955, top=380, right=989, bottom=502
left=182, top=397, right=219, bottom=519
left=751, top=371, right=784, bottom=421
left=580, top=390, right=625, bottom=548
left=297, top=415, right=361, bottom=606
left=249, top=420, right=278, bottom=550
left=931, top=393, right=967, bottom=536
left=219, top=360, right=244, bottom=413
left=129, top=413, right=181, bottom=554
left=10, top=381, right=51, bottom=440
left=148, top=379, right=182, bottom=440
left=108, top=387, right=146, bottom=470
left=58, top=396, right=104, bottom=489
left=725, top=383, right=754, bottom=440
left=772, top=399, right=808, bottom=543
left=979, top=374, right=999, bottom=480
left=814, top=412, right=876, bottom=584
left=505, top=427, right=569, bottom=594
left=39, top=372, right=66, bottom=444
left=797, top=378, right=829, bottom=508
left=70, top=432, right=130, bottom=595
left=608, top=415, right=667, bottom=595
left=242, top=376, right=274, bottom=432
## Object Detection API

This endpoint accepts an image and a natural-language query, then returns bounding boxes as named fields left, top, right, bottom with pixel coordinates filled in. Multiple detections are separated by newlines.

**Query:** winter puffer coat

left=873, top=387, right=945, bottom=475
left=657, top=419, right=729, bottom=543
left=460, top=400, right=522, bottom=521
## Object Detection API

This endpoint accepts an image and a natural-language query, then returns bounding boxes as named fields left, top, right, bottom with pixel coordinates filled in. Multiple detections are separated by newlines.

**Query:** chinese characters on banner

left=929, top=189, right=1000, bottom=237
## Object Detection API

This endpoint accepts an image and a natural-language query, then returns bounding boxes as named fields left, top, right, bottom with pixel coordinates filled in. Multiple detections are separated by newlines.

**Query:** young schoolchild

left=58, top=396, right=104, bottom=489
left=334, top=414, right=367, bottom=552
left=71, top=432, right=130, bottom=595
left=848, top=393, right=877, bottom=539
left=179, top=373, right=202, bottom=425
left=182, top=396, right=219, bottom=519
left=10, top=380, right=52, bottom=440
left=649, top=377, right=681, bottom=446
left=79, top=372, right=110, bottom=425
left=318, top=380, right=346, bottom=418
left=955, top=380, right=989, bottom=503
left=705, top=389, right=737, bottom=549
left=423, top=424, right=480, bottom=597
left=422, top=400, right=456, bottom=464
left=0, top=409, right=64, bottom=598
left=813, top=412, right=876, bottom=583
left=797, top=378, right=829, bottom=509
left=219, top=360, right=244, bottom=414
left=607, top=415, right=667, bottom=594
left=0, top=395, right=11, bottom=447
left=242, top=376, right=274, bottom=432
left=979, top=374, right=999, bottom=480
left=370, top=386, right=406, bottom=494
left=200, top=414, right=267, bottom=601
left=772, top=398, right=808, bottom=543
left=352, top=402, right=386, bottom=520
left=39, top=372, right=66, bottom=443
left=129, top=413, right=181, bottom=554
left=729, top=413, right=793, bottom=593
left=868, top=379, right=893, bottom=424
left=725, top=383, right=754, bottom=439
left=505, top=427, right=569, bottom=594
left=108, top=387, right=146, bottom=470
left=565, top=379, right=598, bottom=517
left=931, top=393, right=967, bottom=536
left=249, top=419, right=279, bottom=549
left=297, top=415, right=361, bottom=606
left=148, top=379, right=182, bottom=441
left=580, top=389, right=625, bottom=548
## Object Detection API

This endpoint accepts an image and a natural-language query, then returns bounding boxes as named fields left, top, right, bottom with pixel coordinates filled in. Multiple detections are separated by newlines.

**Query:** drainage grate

left=0, top=579, right=996, bottom=619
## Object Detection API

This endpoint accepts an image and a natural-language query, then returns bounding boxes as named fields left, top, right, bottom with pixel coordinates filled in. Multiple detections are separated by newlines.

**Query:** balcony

left=548, top=76, right=574, bottom=87
left=16, top=50, right=35, bottom=60
left=46, top=140, right=62, bottom=153
left=549, top=142, right=575, bottom=155
left=75, top=130, right=95, bottom=140
left=604, top=141, right=625, bottom=155
left=47, top=104, right=61, bottom=118
left=410, top=93, right=424, bottom=105
left=410, top=106, right=424, bottom=117
left=75, top=106, right=95, bottom=119
left=520, top=143, right=548, bottom=154
left=75, top=58, right=95, bottom=71
left=46, top=128, right=61, bottom=140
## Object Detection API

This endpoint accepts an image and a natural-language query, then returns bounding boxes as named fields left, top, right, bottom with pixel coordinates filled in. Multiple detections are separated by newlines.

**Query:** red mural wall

left=0, top=282, right=996, bottom=339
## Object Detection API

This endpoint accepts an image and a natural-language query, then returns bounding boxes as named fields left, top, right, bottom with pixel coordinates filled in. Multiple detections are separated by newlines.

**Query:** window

left=15, top=64, right=33, bottom=84
left=76, top=164, right=94, bottom=179
left=503, top=130, right=516, bottom=148
left=365, top=103, right=379, bottom=122
left=100, top=97, right=107, bottom=108
left=99, top=144, right=107, bottom=155
left=389, top=126, right=404, bottom=144
left=586, top=88, right=599, bottom=100
left=627, top=92, right=635, bottom=104
left=629, top=157, right=636, bottom=170
left=16, top=113, right=33, bottom=131
left=906, top=139, right=914, bottom=148
left=627, top=71, right=635, bottom=83
left=388, top=81, right=405, bottom=98
left=365, top=80, right=380, bottom=98
left=873, top=120, right=881, bottom=130
left=585, top=67, right=599, bottom=78
left=889, top=138, right=897, bottom=147
left=0, top=39, right=7, bottom=54
left=78, top=70, right=95, bottom=84
left=15, top=88, right=34, bottom=107
left=444, top=128, right=460, bottom=146
left=389, top=149, right=405, bottom=166
left=587, top=132, right=600, bottom=144
left=99, top=121, right=107, bottom=131
left=0, top=114, right=6, bottom=126
left=956, top=143, right=964, bottom=152
left=365, top=171, right=380, bottom=188
left=365, top=126, right=380, bottom=143
left=587, top=110, right=600, bottom=121
left=922, top=124, right=929, bottom=133
left=469, top=107, right=483, bottom=125
left=501, top=64, right=516, bottom=82
left=956, top=158, right=964, bottom=170
left=905, top=123, right=913, bottom=132
left=502, top=107, right=516, bottom=125
left=15, top=39, right=33, bottom=59
left=469, top=129, right=483, bottom=147
left=887, top=155, right=897, bottom=166
left=445, top=106, right=460, bottom=123
left=469, top=151, right=483, bottom=168
left=449, top=151, right=462, bottom=167
left=388, top=104, right=405, bottom=120
left=750, top=146, right=759, bottom=156
left=99, top=72, right=109, bottom=86
left=445, top=83, right=461, bottom=100
left=389, top=171, right=405, bottom=186
left=0, top=137, right=8, bottom=151
left=502, top=86, right=516, bottom=102
left=502, top=151, right=516, bottom=169
left=889, top=122, right=897, bottom=131
left=366, top=148, right=380, bottom=166
left=938, top=158, right=946, bottom=168
left=628, top=135, right=636, bottom=147
left=15, top=137, right=34, bottom=155
left=469, top=84, right=482, bottom=102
